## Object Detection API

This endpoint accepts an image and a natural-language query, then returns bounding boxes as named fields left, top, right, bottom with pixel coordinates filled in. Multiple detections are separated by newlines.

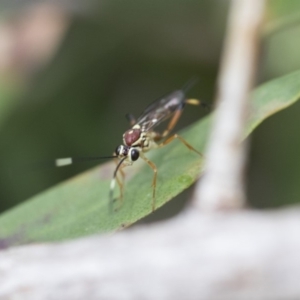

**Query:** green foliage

left=1, top=70, right=300, bottom=247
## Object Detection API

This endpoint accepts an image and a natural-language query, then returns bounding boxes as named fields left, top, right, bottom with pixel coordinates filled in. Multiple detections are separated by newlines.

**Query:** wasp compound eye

left=115, top=145, right=122, bottom=156
left=130, top=149, right=139, bottom=161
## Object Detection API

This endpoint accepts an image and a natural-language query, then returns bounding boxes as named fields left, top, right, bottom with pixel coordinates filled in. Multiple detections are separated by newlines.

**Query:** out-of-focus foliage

left=264, top=0, right=300, bottom=76
left=248, top=0, right=300, bottom=208
left=0, top=0, right=299, bottom=222
left=0, top=0, right=225, bottom=214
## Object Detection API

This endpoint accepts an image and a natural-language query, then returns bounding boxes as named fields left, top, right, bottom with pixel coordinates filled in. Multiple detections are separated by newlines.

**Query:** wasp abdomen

left=123, top=129, right=141, bottom=146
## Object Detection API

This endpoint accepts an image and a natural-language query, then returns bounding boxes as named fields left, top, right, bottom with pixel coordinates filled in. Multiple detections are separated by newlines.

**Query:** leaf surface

left=1, top=70, right=300, bottom=247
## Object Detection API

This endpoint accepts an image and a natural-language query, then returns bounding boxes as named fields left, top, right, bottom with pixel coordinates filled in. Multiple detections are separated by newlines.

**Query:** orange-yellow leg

left=111, top=159, right=126, bottom=211
left=161, top=99, right=200, bottom=138
left=140, top=154, right=157, bottom=212
left=162, top=109, right=183, bottom=138
left=186, top=98, right=200, bottom=105
left=158, top=134, right=203, bottom=157
left=115, top=172, right=124, bottom=200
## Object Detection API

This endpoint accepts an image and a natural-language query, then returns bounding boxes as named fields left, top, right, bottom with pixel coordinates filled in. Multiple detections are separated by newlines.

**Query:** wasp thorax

left=123, top=128, right=141, bottom=146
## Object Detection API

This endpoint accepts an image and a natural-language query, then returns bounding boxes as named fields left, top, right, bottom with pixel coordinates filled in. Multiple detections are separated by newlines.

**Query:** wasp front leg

left=116, top=165, right=126, bottom=200
left=110, top=159, right=126, bottom=212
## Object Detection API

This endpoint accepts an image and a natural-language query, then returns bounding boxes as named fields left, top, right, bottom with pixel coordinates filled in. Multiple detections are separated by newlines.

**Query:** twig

left=192, top=0, right=266, bottom=210
left=0, top=207, right=300, bottom=299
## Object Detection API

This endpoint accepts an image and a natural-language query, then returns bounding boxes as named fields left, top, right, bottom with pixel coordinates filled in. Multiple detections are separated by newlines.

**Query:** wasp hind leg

left=159, top=98, right=205, bottom=155
left=160, top=98, right=200, bottom=138
left=161, top=109, right=183, bottom=138
left=140, top=154, right=158, bottom=212
left=158, top=134, right=203, bottom=157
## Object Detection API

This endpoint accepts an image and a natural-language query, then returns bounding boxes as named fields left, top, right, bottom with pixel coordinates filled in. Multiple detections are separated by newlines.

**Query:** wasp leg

left=111, top=159, right=126, bottom=211
left=161, top=109, right=183, bottom=138
left=187, top=98, right=211, bottom=110
left=161, top=98, right=200, bottom=138
left=115, top=171, right=124, bottom=199
left=125, top=113, right=136, bottom=126
left=185, top=98, right=200, bottom=105
left=158, top=134, right=203, bottom=157
left=140, top=154, right=158, bottom=212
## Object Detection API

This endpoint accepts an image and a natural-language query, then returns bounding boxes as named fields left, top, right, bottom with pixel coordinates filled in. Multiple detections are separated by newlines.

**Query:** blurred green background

left=0, top=0, right=299, bottom=218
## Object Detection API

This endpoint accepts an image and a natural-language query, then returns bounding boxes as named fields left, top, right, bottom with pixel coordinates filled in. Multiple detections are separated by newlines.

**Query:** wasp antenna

left=113, top=157, right=126, bottom=178
left=109, top=178, right=116, bottom=207
left=54, top=155, right=117, bottom=168
left=181, top=77, right=199, bottom=94
left=55, top=158, right=73, bottom=167
left=109, top=156, right=126, bottom=211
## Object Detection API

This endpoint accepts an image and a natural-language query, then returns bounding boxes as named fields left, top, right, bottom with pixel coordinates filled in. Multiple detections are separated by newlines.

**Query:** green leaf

left=0, top=82, right=22, bottom=128
left=1, top=70, right=300, bottom=247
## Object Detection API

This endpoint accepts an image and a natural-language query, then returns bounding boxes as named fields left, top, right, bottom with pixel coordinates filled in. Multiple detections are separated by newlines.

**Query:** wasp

left=54, top=79, right=205, bottom=211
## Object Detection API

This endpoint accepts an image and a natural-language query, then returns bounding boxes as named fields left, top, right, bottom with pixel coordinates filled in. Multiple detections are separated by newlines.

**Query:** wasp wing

left=136, top=90, right=186, bottom=132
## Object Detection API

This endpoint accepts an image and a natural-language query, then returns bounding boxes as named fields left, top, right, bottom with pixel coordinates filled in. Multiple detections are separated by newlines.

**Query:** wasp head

left=115, top=145, right=139, bottom=162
